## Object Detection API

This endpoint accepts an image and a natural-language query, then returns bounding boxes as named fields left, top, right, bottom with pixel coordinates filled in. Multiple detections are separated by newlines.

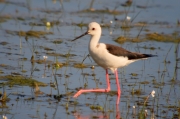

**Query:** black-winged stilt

left=72, top=22, right=156, bottom=104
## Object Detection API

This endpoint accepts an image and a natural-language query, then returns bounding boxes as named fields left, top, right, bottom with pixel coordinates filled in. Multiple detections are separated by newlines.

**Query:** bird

left=72, top=22, right=156, bottom=104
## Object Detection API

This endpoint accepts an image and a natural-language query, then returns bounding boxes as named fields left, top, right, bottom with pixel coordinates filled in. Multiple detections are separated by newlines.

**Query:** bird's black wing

left=106, top=44, right=156, bottom=60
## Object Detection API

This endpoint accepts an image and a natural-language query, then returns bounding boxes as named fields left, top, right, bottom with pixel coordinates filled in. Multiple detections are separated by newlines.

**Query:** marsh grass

left=52, top=67, right=61, bottom=97
left=0, top=75, right=47, bottom=86
left=146, top=32, right=180, bottom=42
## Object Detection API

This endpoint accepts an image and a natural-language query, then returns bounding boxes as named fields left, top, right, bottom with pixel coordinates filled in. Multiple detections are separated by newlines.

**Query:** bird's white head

left=87, top=22, right=101, bottom=36
left=72, top=22, right=101, bottom=41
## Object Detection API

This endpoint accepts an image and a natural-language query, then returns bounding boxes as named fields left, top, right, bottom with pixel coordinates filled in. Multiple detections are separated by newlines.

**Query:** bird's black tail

left=128, top=53, right=157, bottom=60
left=143, top=54, right=157, bottom=58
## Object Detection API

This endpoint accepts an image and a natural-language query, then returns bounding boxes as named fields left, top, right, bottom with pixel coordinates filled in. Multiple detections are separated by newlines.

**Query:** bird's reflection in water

left=73, top=97, right=121, bottom=119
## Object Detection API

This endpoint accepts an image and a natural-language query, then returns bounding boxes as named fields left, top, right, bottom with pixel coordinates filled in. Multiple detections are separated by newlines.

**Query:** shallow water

left=0, top=0, right=180, bottom=119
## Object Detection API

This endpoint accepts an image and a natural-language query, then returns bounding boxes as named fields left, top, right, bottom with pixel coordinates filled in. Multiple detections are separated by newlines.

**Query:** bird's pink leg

left=116, top=103, right=121, bottom=119
left=115, top=70, right=121, bottom=105
left=73, top=69, right=111, bottom=97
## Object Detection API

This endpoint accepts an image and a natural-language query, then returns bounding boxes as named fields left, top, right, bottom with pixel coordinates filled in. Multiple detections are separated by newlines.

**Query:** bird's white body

left=89, top=42, right=134, bottom=72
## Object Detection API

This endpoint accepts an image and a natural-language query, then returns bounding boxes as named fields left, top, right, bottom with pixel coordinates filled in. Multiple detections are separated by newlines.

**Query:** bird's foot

left=73, top=90, right=82, bottom=98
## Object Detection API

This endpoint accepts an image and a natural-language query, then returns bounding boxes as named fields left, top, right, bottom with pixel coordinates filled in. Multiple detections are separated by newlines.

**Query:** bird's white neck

left=89, top=33, right=101, bottom=50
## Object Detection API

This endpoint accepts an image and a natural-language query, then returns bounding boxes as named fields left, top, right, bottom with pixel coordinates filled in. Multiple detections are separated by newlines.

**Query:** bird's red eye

left=92, top=28, right=95, bottom=30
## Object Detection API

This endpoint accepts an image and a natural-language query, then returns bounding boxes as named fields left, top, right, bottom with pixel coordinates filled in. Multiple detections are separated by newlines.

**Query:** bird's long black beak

left=71, top=31, right=89, bottom=41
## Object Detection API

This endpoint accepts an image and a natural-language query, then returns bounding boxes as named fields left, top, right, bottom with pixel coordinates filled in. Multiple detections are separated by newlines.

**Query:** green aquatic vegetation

left=25, top=30, right=53, bottom=38
left=121, top=0, right=132, bottom=7
left=90, top=105, right=103, bottom=111
left=146, top=32, right=180, bottom=42
left=63, top=53, right=76, bottom=57
left=121, top=26, right=132, bottom=31
left=32, top=59, right=51, bottom=64
left=79, top=9, right=124, bottom=15
left=75, top=22, right=87, bottom=28
left=0, top=92, right=9, bottom=108
left=138, top=110, right=147, bottom=119
left=6, top=30, right=53, bottom=38
left=0, top=75, right=47, bottom=87
left=134, top=22, right=147, bottom=27
left=131, top=89, right=142, bottom=95
left=0, top=42, right=9, bottom=45
left=38, top=8, right=62, bottom=14
left=130, top=73, right=138, bottom=76
left=73, top=63, right=87, bottom=68
left=53, top=62, right=64, bottom=68
left=107, top=91, right=117, bottom=96
left=29, top=21, right=59, bottom=27
left=19, top=57, right=28, bottom=61
left=46, top=52, right=76, bottom=57
left=140, top=81, right=149, bottom=84
left=115, top=36, right=127, bottom=44
left=0, top=69, right=4, bottom=74
left=0, top=64, right=7, bottom=67
left=0, top=15, right=11, bottom=23
left=131, top=38, right=141, bottom=43
left=52, top=39, right=63, bottom=44
left=21, top=70, right=27, bottom=73
left=140, top=46, right=156, bottom=50
left=43, top=47, right=54, bottom=51
left=115, top=32, right=180, bottom=44
left=29, top=22, right=44, bottom=26
left=46, top=52, right=62, bottom=56
left=0, top=92, right=9, bottom=102
left=17, top=17, right=25, bottom=21
left=115, top=36, right=141, bottom=44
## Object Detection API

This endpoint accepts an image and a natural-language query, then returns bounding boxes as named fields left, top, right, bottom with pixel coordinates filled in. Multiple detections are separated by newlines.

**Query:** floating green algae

left=0, top=75, right=47, bottom=87
left=146, top=32, right=180, bottom=42
left=46, top=52, right=76, bottom=57
left=6, top=30, right=53, bottom=38
left=115, top=36, right=141, bottom=44
left=52, top=39, right=63, bottom=44
left=115, top=32, right=180, bottom=44
left=90, top=105, right=103, bottom=111
left=0, top=70, right=3, bottom=74
left=73, top=63, right=87, bottom=68
left=131, top=89, right=142, bottom=95
left=53, top=62, right=64, bottom=68
left=74, top=22, right=88, bottom=28
left=107, top=90, right=118, bottom=96
left=115, top=36, right=127, bottom=44
left=0, top=42, right=9, bottom=45
left=32, top=59, right=52, bottom=64
left=140, top=81, right=150, bottom=84
left=0, top=15, right=11, bottom=23
left=130, top=73, right=138, bottom=76
left=43, top=47, right=54, bottom=51
left=79, top=9, right=124, bottom=15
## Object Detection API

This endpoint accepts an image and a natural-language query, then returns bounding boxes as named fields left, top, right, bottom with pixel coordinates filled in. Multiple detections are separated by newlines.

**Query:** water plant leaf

left=0, top=42, right=9, bottom=45
left=6, top=30, right=53, bottom=38
left=146, top=32, right=180, bottom=42
left=0, top=75, right=47, bottom=87
left=73, top=63, right=87, bottom=68
left=52, top=39, right=63, bottom=44
left=115, top=36, right=126, bottom=44
left=79, top=9, right=124, bottom=15
left=90, top=105, right=103, bottom=111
